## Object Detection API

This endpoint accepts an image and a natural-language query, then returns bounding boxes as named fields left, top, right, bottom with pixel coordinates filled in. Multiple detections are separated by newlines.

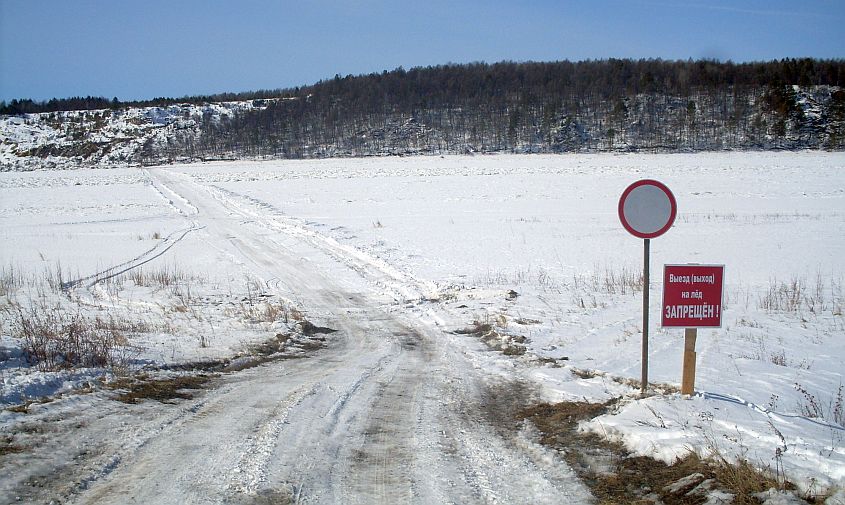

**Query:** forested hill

left=2, top=59, right=845, bottom=169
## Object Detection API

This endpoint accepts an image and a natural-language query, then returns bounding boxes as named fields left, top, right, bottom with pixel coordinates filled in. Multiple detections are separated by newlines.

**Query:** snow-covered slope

left=0, top=100, right=273, bottom=171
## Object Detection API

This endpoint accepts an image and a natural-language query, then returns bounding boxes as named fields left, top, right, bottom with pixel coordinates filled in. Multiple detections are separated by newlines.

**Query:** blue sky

left=1, top=0, right=843, bottom=102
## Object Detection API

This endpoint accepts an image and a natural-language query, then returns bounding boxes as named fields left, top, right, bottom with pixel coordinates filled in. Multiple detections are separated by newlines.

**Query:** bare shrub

left=0, top=264, right=27, bottom=296
left=759, top=276, right=806, bottom=312
left=43, top=261, right=66, bottom=293
left=794, top=382, right=845, bottom=428
left=759, top=274, right=843, bottom=315
left=289, top=308, right=305, bottom=321
left=601, top=265, right=644, bottom=295
left=6, top=301, right=138, bottom=371
left=769, top=349, right=787, bottom=367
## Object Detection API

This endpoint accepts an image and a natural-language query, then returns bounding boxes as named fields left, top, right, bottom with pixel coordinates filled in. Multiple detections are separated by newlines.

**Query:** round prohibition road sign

left=618, top=179, right=677, bottom=239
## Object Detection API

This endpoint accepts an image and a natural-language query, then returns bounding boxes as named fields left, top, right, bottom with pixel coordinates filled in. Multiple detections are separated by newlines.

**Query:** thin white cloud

left=635, top=0, right=820, bottom=18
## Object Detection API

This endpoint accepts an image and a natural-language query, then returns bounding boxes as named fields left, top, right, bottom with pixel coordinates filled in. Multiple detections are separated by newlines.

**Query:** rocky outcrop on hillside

left=0, top=101, right=269, bottom=171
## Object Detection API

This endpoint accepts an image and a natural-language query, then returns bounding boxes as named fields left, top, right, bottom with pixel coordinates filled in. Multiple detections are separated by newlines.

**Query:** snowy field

left=1, top=152, right=844, bottom=501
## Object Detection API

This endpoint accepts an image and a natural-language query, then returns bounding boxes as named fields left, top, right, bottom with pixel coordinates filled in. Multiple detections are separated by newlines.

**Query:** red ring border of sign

left=618, top=179, right=677, bottom=239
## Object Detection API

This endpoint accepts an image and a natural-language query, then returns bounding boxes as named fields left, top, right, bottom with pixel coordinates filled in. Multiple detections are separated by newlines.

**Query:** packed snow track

left=18, top=167, right=592, bottom=504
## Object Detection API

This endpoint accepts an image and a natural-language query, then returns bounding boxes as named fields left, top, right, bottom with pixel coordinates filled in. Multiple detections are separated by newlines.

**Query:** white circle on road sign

left=618, top=180, right=677, bottom=239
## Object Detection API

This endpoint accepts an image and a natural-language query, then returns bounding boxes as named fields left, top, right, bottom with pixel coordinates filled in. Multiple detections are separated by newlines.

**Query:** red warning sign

left=662, top=265, right=724, bottom=328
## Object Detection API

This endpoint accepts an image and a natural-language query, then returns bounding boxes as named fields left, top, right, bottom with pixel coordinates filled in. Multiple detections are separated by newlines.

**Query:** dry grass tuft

left=710, top=455, right=791, bottom=505
left=235, top=298, right=292, bottom=324
left=249, top=333, right=293, bottom=356
left=129, top=265, right=194, bottom=287
left=572, top=265, right=645, bottom=296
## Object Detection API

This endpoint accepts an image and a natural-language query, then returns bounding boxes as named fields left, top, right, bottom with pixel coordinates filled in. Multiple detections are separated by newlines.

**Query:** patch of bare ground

left=0, top=435, right=23, bottom=456
left=3, top=392, right=82, bottom=416
left=5, top=403, right=34, bottom=414
left=298, top=320, right=336, bottom=336
left=569, top=368, right=680, bottom=395
left=230, top=487, right=295, bottom=505
left=108, top=374, right=213, bottom=404
left=480, top=380, right=540, bottom=432
left=104, top=322, right=334, bottom=403
left=3, top=322, right=332, bottom=412
left=519, top=400, right=811, bottom=505
left=219, top=324, right=330, bottom=371
left=249, top=332, right=294, bottom=356
left=454, top=320, right=527, bottom=356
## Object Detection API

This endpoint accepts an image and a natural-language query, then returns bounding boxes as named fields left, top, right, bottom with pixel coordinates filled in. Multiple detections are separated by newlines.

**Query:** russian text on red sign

left=662, top=264, right=724, bottom=328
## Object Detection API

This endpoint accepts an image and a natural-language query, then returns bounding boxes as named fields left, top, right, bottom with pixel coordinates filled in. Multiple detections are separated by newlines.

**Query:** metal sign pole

left=618, top=179, right=676, bottom=397
left=641, top=238, right=650, bottom=395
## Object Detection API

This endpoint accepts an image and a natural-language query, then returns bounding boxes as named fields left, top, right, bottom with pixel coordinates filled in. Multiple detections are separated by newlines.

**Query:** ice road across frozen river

left=3, top=165, right=594, bottom=504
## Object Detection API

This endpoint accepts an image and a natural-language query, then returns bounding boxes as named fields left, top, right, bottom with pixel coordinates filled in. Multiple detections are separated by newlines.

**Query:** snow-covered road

left=40, top=168, right=592, bottom=504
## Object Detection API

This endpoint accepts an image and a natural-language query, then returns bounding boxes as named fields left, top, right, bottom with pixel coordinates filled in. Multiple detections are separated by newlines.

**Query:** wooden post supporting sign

left=663, top=264, right=725, bottom=397
left=681, top=328, right=697, bottom=395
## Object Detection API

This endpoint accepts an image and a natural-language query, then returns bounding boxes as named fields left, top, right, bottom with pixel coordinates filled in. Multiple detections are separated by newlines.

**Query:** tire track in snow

left=145, top=168, right=200, bottom=217
left=195, top=181, right=440, bottom=303
left=61, top=169, right=203, bottom=291
left=61, top=390, right=219, bottom=504
left=228, top=383, right=319, bottom=495
left=61, top=223, right=202, bottom=290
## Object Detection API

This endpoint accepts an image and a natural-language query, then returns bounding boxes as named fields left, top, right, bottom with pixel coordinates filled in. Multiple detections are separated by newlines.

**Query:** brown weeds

left=519, top=400, right=803, bottom=504
left=7, top=301, right=138, bottom=371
